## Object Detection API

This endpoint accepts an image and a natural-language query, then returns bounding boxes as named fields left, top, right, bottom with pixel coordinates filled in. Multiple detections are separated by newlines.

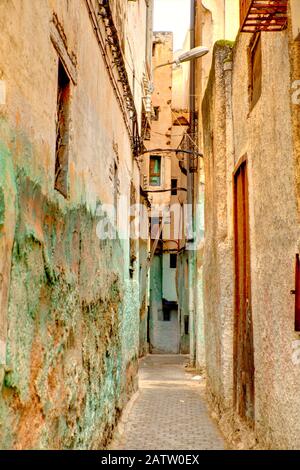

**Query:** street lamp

left=142, top=45, right=209, bottom=152
left=145, top=46, right=209, bottom=106
left=154, top=45, right=209, bottom=71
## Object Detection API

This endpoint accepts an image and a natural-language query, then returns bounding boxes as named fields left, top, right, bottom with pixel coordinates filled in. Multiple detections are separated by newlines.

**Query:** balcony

left=240, top=0, right=288, bottom=33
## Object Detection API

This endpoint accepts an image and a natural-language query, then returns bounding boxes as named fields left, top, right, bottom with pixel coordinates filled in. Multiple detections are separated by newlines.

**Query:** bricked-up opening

left=55, top=59, right=71, bottom=198
left=249, top=33, right=262, bottom=110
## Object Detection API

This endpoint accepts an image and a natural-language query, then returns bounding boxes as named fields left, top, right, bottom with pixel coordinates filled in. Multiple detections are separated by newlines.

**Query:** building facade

left=140, top=31, right=190, bottom=354
left=201, top=0, right=300, bottom=449
left=0, top=0, right=152, bottom=449
left=190, top=0, right=240, bottom=369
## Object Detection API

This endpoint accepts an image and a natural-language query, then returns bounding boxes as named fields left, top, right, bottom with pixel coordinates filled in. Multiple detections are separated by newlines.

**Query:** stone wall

left=202, top=17, right=300, bottom=448
left=0, top=0, right=150, bottom=449
left=202, top=42, right=235, bottom=415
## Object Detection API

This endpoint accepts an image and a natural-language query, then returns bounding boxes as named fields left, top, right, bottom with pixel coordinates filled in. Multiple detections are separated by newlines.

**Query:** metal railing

left=240, top=0, right=251, bottom=30
left=240, top=0, right=288, bottom=33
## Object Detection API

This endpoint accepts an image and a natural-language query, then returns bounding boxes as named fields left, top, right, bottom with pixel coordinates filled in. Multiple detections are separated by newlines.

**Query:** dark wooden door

left=233, top=159, right=255, bottom=424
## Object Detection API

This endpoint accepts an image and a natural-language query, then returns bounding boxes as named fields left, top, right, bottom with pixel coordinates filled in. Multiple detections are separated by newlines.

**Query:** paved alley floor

left=112, top=355, right=225, bottom=450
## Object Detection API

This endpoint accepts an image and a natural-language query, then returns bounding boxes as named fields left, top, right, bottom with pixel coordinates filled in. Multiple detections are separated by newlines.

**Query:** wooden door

left=233, top=158, right=255, bottom=424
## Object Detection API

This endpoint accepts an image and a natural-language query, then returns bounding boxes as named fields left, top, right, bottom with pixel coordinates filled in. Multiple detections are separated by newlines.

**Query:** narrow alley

left=0, top=0, right=300, bottom=455
left=112, top=355, right=225, bottom=450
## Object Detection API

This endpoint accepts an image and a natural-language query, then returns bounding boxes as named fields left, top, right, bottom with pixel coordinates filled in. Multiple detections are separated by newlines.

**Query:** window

left=149, top=156, right=161, bottom=186
left=170, top=253, right=177, bottom=269
left=249, top=33, right=262, bottom=110
left=184, top=315, right=189, bottom=335
left=55, top=59, right=71, bottom=197
left=153, top=106, right=160, bottom=121
left=171, top=179, right=177, bottom=196
left=152, top=42, right=158, bottom=57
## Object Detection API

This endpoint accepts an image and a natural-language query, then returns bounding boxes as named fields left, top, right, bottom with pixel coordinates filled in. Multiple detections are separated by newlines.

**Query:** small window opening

left=152, top=42, right=158, bottom=56
left=170, top=253, right=177, bottom=269
left=171, top=179, right=177, bottom=196
left=153, top=106, right=160, bottom=121
left=55, top=59, right=71, bottom=198
left=184, top=315, right=189, bottom=335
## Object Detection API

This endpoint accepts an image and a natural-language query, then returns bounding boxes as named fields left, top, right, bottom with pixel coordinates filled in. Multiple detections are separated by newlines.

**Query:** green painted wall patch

left=0, top=187, right=5, bottom=226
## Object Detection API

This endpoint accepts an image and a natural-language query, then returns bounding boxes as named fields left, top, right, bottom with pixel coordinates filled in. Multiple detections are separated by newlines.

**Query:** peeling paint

left=0, top=134, right=138, bottom=449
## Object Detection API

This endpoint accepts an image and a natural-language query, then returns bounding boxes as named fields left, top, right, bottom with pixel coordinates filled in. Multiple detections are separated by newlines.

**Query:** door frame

left=233, top=154, right=255, bottom=425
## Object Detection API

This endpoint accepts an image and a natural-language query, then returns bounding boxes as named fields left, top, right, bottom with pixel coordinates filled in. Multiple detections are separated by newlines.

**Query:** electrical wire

left=171, top=109, right=200, bottom=152
left=150, top=129, right=196, bottom=138
left=123, top=53, right=149, bottom=90
left=144, top=187, right=187, bottom=193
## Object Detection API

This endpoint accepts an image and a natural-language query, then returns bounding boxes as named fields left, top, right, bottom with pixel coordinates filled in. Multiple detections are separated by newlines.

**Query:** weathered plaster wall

left=172, top=30, right=191, bottom=113
left=231, top=29, right=300, bottom=449
left=177, top=251, right=189, bottom=354
left=143, top=32, right=173, bottom=204
left=138, top=215, right=150, bottom=358
left=290, top=0, right=300, bottom=41
left=195, top=183, right=205, bottom=369
left=149, top=255, right=162, bottom=352
left=203, top=25, right=300, bottom=448
left=199, top=0, right=239, bottom=95
left=202, top=43, right=235, bottom=412
left=289, top=6, right=300, bottom=217
left=162, top=253, right=177, bottom=301
left=0, top=0, right=149, bottom=449
left=193, top=0, right=239, bottom=370
left=149, top=255, right=179, bottom=354
left=151, top=308, right=179, bottom=354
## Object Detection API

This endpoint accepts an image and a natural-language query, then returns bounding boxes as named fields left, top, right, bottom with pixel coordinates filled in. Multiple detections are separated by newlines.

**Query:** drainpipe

left=188, top=0, right=196, bottom=366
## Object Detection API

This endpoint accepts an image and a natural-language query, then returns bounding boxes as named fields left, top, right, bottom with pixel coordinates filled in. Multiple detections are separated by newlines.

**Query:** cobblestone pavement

left=113, top=355, right=225, bottom=450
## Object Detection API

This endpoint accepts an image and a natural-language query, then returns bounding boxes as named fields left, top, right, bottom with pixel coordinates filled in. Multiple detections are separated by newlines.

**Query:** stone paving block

left=113, top=355, right=225, bottom=450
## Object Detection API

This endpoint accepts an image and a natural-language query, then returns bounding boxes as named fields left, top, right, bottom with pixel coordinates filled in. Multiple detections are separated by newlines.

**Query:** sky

left=153, top=0, right=191, bottom=51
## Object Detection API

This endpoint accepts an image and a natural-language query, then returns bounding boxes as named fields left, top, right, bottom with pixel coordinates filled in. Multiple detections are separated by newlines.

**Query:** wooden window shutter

left=294, top=254, right=300, bottom=331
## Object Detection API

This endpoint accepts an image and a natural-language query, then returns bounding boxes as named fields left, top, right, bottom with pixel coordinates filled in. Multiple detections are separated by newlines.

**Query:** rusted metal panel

left=294, top=254, right=300, bottom=331
left=240, top=0, right=288, bottom=33
left=233, top=158, right=255, bottom=424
